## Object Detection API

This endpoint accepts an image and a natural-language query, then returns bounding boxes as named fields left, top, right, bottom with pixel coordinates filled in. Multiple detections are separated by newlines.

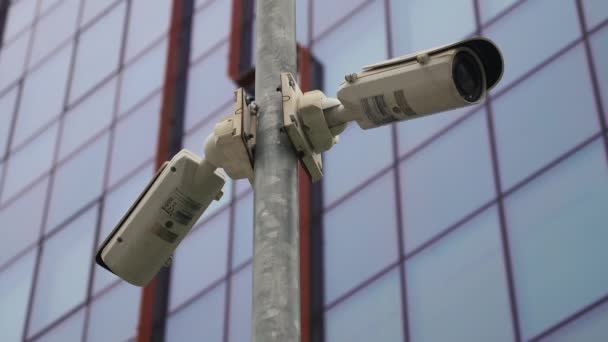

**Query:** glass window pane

left=406, top=206, right=514, bottom=342
left=3, top=0, right=38, bottom=42
left=540, top=301, right=608, bottom=342
left=228, top=264, right=251, bottom=342
left=81, top=0, right=117, bottom=28
left=169, top=211, right=230, bottom=310
left=591, top=26, right=608, bottom=123
left=493, top=46, right=599, bottom=189
left=479, top=0, right=518, bottom=23
left=71, top=2, right=126, bottom=103
left=312, top=0, right=367, bottom=39
left=0, top=29, right=30, bottom=92
left=94, top=163, right=154, bottom=294
left=397, top=105, right=479, bottom=156
left=124, top=0, right=170, bottom=62
left=583, top=0, right=608, bottom=29
left=3, top=123, right=59, bottom=202
left=390, top=0, right=475, bottom=56
left=13, top=43, right=72, bottom=147
left=190, top=0, right=231, bottom=60
left=313, top=0, right=386, bottom=98
left=0, top=250, right=36, bottom=342
left=28, top=205, right=97, bottom=336
left=166, top=283, right=225, bottom=342
left=47, top=133, right=109, bottom=232
left=119, top=39, right=166, bottom=114
left=185, top=43, right=234, bottom=131
left=324, top=174, right=399, bottom=304
left=505, top=140, right=608, bottom=339
left=0, top=177, right=48, bottom=266
left=326, top=269, right=403, bottom=342
left=400, top=111, right=495, bottom=253
left=0, top=86, right=18, bottom=156
left=296, top=0, right=309, bottom=45
left=232, top=192, right=253, bottom=269
left=108, top=95, right=160, bottom=187
left=86, top=282, right=141, bottom=342
left=59, top=78, right=116, bottom=161
left=33, top=308, right=85, bottom=342
left=29, top=0, right=80, bottom=67
left=485, top=0, right=580, bottom=93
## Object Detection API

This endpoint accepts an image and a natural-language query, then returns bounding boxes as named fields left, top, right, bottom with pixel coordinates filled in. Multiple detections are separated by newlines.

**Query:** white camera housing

left=96, top=149, right=225, bottom=286
left=336, top=37, right=503, bottom=129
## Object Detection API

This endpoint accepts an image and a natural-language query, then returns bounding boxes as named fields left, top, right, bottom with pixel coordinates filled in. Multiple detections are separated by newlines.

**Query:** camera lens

left=452, top=51, right=483, bottom=102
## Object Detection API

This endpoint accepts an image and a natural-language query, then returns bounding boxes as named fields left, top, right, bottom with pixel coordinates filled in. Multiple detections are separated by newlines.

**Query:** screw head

left=345, top=73, right=358, bottom=83
left=249, top=102, right=259, bottom=114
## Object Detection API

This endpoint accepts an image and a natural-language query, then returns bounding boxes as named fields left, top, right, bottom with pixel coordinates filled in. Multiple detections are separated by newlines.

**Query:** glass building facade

left=0, top=0, right=607, bottom=341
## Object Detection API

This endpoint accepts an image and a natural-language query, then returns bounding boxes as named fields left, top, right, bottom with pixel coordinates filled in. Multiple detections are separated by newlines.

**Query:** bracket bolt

left=249, top=102, right=259, bottom=114
left=345, top=73, right=358, bottom=83
left=416, top=53, right=430, bottom=65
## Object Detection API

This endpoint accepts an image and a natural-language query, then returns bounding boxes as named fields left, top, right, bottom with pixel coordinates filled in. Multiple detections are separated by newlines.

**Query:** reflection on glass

left=506, top=141, right=608, bottom=339
left=324, top=174, right=398, bottom=304
left=86, top=282, right=141, bottom=342
left=124, top=0, right=171, bottom=61
left=32, top=309, right=85, bottom=342
left=190, top=0, right=232, bottom=60
left=583, top=0, right=608, bottom=29
left=28, top=206, right=97, bottom=337
left=3, top=0, right=38, bottom=43
left=326, top=269, right=403, bottom=342
left=0, top=250, right=36, bottom=342
left=0, top=30, right=30, bottom=91
left=228, top=265, right=252, bottom=342
left=166, top=283, right=225, bottom=342
left=407, top=206, right=514, bottom=342
left=540, top=301, right=608, bottom=342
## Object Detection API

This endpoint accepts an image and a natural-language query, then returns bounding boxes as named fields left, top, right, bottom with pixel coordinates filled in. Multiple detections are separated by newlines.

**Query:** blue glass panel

left=493, top=46, right=599, bottom=189
left=81, top=0, right=117, bottom=28
left=3, top=0, right=37, bottom=43
left=505, top=140, right=608, bottom=339
left=60, top=78, right=116, bottom=161
left=325, top=269, right=403, bottom=342
left=232, top=191, right=253, bottom=269
left=71, top=2, right=126, bottom=103
left=94, top=163, right=154, bottom=294
left=390, top=0, right=475, bottom=56
left=0, top=177, right=48, bottom=266
left=540, top=301, right=608, bottom=342
left=312, top=0, right=367, bottom=39
left=47, top=134, right=109, bottom=232
left=406, top=206, right=514, bottom=342
left=296, top=0, right=309, bottom=45
left=108, top=95, right=160, bottom=187
left=28, top=205, right=97, bottom=337
left=29, top=0, right=80, bottom=67
left=397, top=104, right=480, bottom=156
left=0, top=250, right=36, bottom=342
left=485, top=0, right=580, bottom=93
left=124, top=0, right=171, bottom=61
left=185, top=43, right=234, bottom=131
left=0, top=29, right=30, bottom=91
left=0, top=86, right=18, bottom=156
left=583, top=0, right=608, bottom=29
left=13, top=43, right=72, bottom=147
left=169, top=211, right=230, bottom=310
left=3, top=123, right=58, bottom=202
left=590, top=26, right=608, bottom=123
left=400, top=110, right=495, bottom=253
left=33, top=309, right=85, bottom=342
left=228, top=264, right=252, bottom=342
left=190, top=0, right=232, bottom=60
left=478, top=0, right=518, bottom=23
left=324, top=173, right=398, bottom=304
left=166, top=283, right=225, bottom=342
left=119, top=40, right=166, bottom=114
left=86, top=282, right=141, bottom=342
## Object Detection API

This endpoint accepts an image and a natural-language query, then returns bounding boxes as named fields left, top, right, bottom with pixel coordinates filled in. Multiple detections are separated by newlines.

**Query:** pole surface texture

left=252, top=0, right=300, bottom=341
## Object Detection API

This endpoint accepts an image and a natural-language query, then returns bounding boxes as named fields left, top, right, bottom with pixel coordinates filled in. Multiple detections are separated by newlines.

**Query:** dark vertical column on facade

left=136, top=1, right=194, bottom=341
left=0, top=0, right=9, bottom=49
left=472, top=1, right=522, bottom=341
left=228, top=0, right=256, bottom=91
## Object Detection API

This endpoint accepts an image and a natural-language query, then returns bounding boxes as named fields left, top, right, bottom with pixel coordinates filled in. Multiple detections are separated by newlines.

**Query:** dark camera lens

left=452, top=51, right=483, bottom=102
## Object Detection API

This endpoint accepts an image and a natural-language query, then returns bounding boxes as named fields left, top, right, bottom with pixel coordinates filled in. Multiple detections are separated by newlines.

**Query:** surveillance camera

left=334, top=37, right=503, bottom=129
left=96, top=149, right=225, bottom=286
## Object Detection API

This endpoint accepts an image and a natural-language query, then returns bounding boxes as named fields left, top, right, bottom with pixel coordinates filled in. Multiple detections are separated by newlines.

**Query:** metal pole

left=252, top=0, right=299, bottom=341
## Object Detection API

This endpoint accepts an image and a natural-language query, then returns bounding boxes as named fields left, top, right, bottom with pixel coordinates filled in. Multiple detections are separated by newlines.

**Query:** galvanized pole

left=251, top=0, right=299, bottom=341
